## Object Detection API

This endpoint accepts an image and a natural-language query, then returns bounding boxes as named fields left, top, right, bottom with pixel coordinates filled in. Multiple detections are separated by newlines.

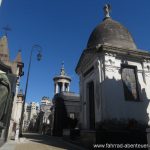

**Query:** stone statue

left=0, top=73, right=11, bottom=121
left=103, top=4, right=111, bottom=18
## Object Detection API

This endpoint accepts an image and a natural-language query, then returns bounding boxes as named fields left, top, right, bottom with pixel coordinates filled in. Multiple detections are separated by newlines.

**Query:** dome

left=87, top=18, right=137, bottom=49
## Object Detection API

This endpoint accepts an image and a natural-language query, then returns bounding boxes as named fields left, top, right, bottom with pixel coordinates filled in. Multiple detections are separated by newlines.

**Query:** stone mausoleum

left=52, top=63, right=80, bottom=136
left=76, top=4, right=150, bottom=144
left=0, top=35, right=24, bottom=144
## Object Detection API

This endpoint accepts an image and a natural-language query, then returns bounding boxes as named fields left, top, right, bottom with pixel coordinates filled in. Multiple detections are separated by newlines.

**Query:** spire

left=15, top=50, right=24, bottom=77
left=15, top=50, right=22, bottom=63
left=0, top=35, right=9, bottom=62
left=60, top=62, right=66, bottom=76
left=103, top=4, right=111, bottom=19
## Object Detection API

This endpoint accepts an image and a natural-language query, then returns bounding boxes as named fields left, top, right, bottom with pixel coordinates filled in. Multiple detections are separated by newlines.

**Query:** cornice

left=75, top=44, right=150, bottom=74
left=100, top=44, right=150, bottom=59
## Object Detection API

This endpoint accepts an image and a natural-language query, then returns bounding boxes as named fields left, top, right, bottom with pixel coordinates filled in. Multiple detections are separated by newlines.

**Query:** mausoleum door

left=88, top=81, right=95, bottom=130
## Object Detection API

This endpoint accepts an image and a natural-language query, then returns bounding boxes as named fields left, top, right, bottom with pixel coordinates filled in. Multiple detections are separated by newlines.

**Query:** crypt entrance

left=87, top=81, right=95, bottom=130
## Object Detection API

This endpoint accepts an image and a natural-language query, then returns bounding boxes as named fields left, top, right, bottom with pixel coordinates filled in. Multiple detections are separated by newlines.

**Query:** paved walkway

left=0, top=133, right=87, bottom=150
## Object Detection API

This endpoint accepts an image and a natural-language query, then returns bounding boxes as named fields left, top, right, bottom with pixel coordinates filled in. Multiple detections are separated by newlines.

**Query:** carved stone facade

left=0, top=35, right=24, bottom=141
left=0, top=61, right=17, bottom=146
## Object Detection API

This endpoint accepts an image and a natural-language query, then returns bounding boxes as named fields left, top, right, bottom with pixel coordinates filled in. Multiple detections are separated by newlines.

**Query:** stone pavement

left=0, top=133, right=87, bottom=150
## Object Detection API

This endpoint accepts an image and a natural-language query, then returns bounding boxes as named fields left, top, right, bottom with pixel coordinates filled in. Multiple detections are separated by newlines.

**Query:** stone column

left=54, top=84, right=56, bottom=94
left=65, top=83, right=68, bottom=92
left=55, top=83, right=59, bottom=94
left=67, top=83, right=70, bottom=92
left=62, top=82, right=65, bottom=92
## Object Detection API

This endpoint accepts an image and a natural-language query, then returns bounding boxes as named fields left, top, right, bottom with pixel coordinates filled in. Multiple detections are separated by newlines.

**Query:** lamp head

left=37, top=51, right=42, bottom=61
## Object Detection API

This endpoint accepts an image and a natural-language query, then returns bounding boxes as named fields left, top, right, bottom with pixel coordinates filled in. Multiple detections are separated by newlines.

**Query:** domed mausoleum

left=52, top=63, right=80, bottom=136
left=87, top=17, right=137, bottom=49
left=76, top=4, right=150, bottom=145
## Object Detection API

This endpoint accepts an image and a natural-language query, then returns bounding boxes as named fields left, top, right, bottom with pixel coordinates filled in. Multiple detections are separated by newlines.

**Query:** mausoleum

left=76, top=4, right=150, bottom=144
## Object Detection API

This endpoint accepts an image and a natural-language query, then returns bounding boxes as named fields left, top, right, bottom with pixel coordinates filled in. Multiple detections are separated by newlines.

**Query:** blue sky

left=0, top=0, right=150, bottom=102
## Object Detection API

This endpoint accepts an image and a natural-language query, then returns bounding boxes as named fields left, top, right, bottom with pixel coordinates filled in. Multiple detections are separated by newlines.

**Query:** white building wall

left=79, top=51, right=150, bottom=130
left=30, top=102, right=37, bottom=119
left=14, top=99, right=23, bottom=124
left=103, top=53, right=150, bottom=125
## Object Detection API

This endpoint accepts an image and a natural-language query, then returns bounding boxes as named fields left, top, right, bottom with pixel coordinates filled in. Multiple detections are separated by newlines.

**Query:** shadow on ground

left=23, top=132, right=86, bottom=150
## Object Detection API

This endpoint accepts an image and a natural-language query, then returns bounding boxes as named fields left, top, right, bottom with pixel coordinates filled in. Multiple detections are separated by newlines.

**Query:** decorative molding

left=143, top=59, right=150, bottom=63
left=101, top=44, right=150, bottom=59
left=137, top=69, right=150, bottom=73
left=105, top=65, right=120, bottom=73
left=145, top=73, right=150, bottom=77
left=105, top=59, right=115, bottom=65
left=76, top=44, right=150, bottom=74
left=83, top=66, right=94, bottom=77
left=94, top=60, right=100, bottom=69
left=105, top=52, right=116, bottom=57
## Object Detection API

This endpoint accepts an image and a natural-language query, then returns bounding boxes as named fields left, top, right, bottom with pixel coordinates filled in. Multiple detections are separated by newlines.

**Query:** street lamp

left=19, top=45, right=42, bottom=137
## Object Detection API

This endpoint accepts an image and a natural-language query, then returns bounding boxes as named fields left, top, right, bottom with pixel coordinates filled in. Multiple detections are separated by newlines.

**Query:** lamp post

left=19, top=45, right=42, bottom=137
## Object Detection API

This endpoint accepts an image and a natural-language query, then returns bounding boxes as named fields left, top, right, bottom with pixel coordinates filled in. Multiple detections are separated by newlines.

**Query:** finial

left=62, top=61, right=64, bottom=69
left=103, top=4, right=111, bottom=18
left=60, top=61, right=66, bottom=76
